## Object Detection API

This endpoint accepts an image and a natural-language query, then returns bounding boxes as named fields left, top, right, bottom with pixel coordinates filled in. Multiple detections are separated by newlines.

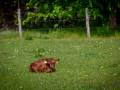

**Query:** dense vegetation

left=0, top=0, right=120, bottom=30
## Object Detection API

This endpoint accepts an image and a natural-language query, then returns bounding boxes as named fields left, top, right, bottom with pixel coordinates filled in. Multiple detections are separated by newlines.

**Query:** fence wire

left=1, top=18, right=120, bottom=30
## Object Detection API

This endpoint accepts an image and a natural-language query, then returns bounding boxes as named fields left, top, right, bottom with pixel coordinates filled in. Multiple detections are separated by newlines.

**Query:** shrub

left=25, top=34, right=33, bottom=40
left=97, top=23, right=111, bottom=36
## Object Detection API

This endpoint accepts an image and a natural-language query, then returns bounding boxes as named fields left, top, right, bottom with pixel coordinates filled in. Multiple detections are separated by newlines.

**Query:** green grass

left=0, top=30, right=120, bottom=90
left=0, top=28, right=120, bottom=40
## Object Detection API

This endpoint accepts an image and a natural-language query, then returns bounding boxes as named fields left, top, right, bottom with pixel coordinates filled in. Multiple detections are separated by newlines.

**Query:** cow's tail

left=29, top=64, right=32, bottom=72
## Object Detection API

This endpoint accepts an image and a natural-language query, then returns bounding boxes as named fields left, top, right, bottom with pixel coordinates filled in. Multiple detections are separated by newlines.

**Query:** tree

left=22, top=0, right=120, bottom=29
left=0, top=0, right=120, bottom=30
left=22, top=0, right=87, bottom=28
left=0, top=0, right=18, bottom=29
left=88, top=0, right=120, bottom=29
left=0, top=0, right=29, bottom=30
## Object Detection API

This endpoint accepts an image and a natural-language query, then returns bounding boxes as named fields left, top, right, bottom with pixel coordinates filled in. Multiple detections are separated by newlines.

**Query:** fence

left=1, top=19, right=120, bottom=30
left=1, top=9, right=120, bottom=38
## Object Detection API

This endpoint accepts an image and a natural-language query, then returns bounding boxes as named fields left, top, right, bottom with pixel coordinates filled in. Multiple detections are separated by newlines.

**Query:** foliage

left=97, top=23, right=111, bottom=36
left=22, top=0, right=120, bottom=29
left=0, top=0, right=120, bottom=30
left=54, top=24, right=59, bottom=29
left=14, top=12, right=18, bottom=26
left=25, top=34, right=33, bottom=40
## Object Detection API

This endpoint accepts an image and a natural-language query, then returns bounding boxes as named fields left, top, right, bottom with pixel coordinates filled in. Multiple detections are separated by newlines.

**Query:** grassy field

left=0, top=30, right=120, bottom=90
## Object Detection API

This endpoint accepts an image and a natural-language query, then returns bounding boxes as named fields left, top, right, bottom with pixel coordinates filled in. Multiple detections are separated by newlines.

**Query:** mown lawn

left=0, top=37, right=120, bottom=90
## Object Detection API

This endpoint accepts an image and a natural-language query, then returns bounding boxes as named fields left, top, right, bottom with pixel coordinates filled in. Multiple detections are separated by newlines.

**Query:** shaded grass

left=0, top=29, right=120, bottom=40
left=0, top=37, right=120, bottom=90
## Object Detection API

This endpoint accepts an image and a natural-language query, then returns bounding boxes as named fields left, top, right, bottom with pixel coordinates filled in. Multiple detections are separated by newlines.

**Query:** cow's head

left=44, top=58, right=60, bottom=72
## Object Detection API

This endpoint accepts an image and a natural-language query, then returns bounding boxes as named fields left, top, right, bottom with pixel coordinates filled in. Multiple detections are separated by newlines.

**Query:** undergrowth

left=0, top=29, right=120, bottom=40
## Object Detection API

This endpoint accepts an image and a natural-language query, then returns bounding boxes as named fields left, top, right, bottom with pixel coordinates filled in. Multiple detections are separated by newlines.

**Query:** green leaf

left=68, top=14, right=73, bottom=19
left=22, top=20, right=25, bottom=25
left=38, top=13, right=42, bottom=18
left=44, top=17, right=47, bottom=21
left=54, top=24, right=58, bottom=28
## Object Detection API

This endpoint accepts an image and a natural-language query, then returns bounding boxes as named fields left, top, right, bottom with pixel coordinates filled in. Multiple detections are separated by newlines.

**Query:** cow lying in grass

left=29, top=58, right=60, bottom=73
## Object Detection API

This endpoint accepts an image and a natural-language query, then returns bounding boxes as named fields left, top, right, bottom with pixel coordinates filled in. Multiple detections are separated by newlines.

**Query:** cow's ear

left=55, top=59, right=60, bottom=61
left=55, top=59, right=60, bottom=64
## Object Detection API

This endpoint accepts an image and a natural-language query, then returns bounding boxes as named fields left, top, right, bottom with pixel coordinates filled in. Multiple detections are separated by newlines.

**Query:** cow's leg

left=42, top=68, right=52, bottom=73
left=32, top=68, right=41, bottom=73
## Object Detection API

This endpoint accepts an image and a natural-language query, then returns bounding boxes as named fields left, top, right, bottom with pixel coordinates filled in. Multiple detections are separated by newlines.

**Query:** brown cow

left=29, top=58, right=60, bottom=73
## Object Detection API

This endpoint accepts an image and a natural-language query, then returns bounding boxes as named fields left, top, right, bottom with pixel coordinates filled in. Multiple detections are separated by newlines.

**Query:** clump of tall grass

left=0, top=30, right=19, bottom=39
left=25, top=34, right=33, bottom=40
left=114, top=30, right=120, bottom=37
left=96, top=24, right=111, bottom=37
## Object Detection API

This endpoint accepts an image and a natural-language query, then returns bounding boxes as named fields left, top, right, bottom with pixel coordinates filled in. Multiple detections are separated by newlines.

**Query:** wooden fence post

left=85, top=8, right=90, bottom=38
left=18, top=0, right=22, bottom=37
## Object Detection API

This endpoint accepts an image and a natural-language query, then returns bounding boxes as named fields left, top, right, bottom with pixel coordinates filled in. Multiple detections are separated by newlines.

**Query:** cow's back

left=29, top=59, right=44, bottom=73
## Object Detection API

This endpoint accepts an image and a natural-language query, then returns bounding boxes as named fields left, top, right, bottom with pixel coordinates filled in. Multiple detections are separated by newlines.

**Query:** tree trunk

left=110, top=9, right=117, bottom=30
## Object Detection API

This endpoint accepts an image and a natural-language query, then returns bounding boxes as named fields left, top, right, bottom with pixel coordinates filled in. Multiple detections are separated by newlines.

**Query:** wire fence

left=22, top=19, right=120, bottom=31
left=1, top=18, right=120, bottom=31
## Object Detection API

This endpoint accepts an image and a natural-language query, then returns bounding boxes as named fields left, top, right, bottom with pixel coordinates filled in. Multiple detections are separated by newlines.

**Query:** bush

left=25, top=34, right=33, bottom=40
left=97, top=23, right=111, bottom=36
